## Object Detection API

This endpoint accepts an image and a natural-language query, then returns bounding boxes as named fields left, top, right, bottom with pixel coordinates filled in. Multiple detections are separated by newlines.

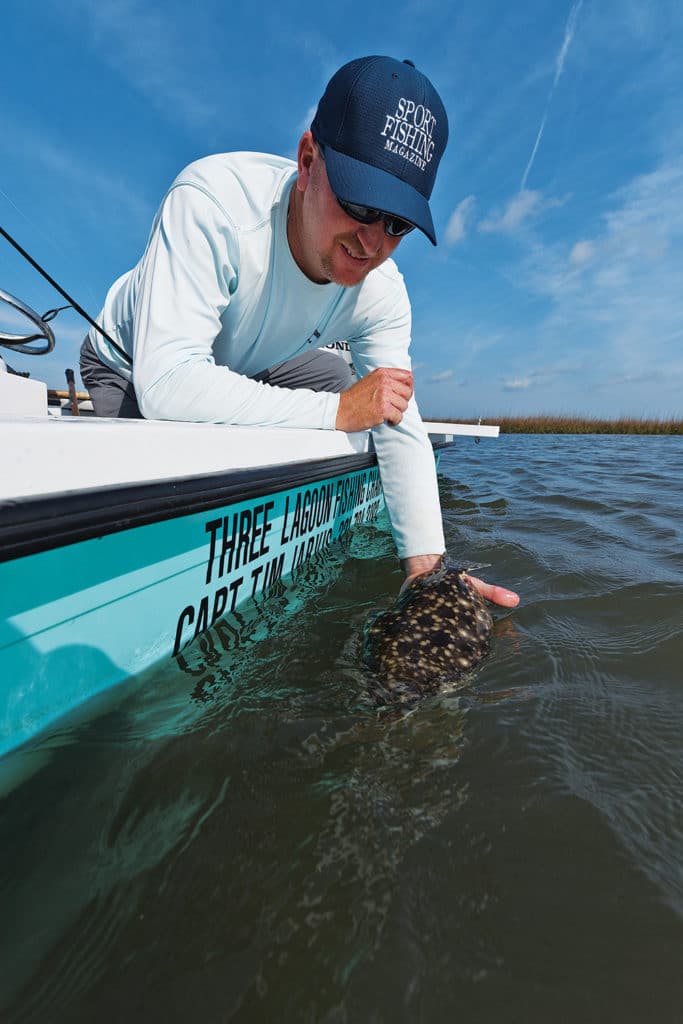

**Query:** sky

left=1, top=0, right=682, bottom=418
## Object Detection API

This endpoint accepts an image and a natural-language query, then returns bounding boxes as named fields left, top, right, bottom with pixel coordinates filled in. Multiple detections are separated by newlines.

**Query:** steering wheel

left=0, top=287, right=56, bottom=355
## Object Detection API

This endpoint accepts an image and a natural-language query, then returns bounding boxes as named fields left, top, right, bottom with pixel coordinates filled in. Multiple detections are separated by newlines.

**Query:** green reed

left=441, top=416, right=683, bottom=435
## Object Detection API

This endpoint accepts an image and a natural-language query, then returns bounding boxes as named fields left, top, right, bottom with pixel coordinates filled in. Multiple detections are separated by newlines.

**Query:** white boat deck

left=0, top=415, right=497, bottom=502
left=0, top=372, right=498, bottom=500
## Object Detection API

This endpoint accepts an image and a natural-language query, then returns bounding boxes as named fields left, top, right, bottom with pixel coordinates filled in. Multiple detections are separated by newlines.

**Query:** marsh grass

left=441, top=416, right=682, bottom=435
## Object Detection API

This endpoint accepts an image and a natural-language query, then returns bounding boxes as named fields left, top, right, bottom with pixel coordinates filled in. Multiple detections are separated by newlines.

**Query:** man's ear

left=296, top=131, right=316, bottom=193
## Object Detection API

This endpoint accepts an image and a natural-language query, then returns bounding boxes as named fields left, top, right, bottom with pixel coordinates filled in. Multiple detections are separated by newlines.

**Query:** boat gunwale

left=2, top=448, right=455, bottom=563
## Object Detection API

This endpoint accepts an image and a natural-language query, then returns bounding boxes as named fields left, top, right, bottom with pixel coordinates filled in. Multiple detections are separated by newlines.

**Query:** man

left=81, top=55, right=518, bottom=608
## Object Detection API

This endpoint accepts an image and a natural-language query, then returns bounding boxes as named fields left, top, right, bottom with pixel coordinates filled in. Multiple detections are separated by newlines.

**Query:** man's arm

left=346, top=273, right=519, bottom=607
left=338, top=371, right=520, bottom=606
left=347, top=306, right=447, bottom=576
left=131, top=183, right=339, bottom=429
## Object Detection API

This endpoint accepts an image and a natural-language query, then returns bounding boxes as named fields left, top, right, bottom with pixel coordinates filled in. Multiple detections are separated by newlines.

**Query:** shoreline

left=438, top=416, right=682, bottom=435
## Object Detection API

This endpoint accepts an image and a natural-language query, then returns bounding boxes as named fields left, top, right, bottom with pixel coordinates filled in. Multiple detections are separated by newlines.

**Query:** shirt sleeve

left=132, top=184, right=339, bottom=429
left=348, top=273, right=446, bottom=561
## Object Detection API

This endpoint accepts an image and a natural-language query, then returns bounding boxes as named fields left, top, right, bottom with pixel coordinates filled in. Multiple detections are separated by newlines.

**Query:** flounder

left=362, top=559, right=494, bottom=704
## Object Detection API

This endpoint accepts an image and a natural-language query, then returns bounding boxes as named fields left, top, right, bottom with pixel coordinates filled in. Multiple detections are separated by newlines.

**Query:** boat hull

left=0, top=452, right=387, bottom=759
left=1, top=413, right=471, bottom=760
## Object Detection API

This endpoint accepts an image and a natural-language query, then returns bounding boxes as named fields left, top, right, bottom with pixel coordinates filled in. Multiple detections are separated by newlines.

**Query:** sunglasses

left=335, top=197, right=415, bottom=238
left=316, top=140, right=415, bottom=238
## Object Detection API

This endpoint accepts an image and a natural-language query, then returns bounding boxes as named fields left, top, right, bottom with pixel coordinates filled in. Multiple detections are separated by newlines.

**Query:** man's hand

left=400, top=554, right=442, bottom=592
left=401, top=555, right=520, bottom=608
left=336, top=367, right=413, bottom=431
left=466, top=575, right=520, bottom=608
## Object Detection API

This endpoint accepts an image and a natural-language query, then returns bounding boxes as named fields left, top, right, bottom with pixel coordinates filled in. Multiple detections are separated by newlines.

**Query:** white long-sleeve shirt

left=90, top=151, right=444, bottom=558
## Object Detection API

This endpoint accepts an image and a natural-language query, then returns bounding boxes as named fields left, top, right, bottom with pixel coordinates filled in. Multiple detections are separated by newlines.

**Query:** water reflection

left=1, top=555, right=521, bottom=1021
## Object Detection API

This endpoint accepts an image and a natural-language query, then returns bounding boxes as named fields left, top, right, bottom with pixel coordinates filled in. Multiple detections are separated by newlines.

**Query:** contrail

left=521, top=0, right=583, bottom=191
left=0, top=184, right=30, bottom=223
left=554, top=0, right=583, bottom=85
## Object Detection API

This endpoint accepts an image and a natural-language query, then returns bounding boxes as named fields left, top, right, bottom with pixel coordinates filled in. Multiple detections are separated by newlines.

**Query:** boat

left=0, top=288, right=498, bottom=762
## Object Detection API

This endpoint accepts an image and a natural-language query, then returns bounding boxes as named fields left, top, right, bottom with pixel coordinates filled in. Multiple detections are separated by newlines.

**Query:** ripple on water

left=2, top=434, right=682, bottom=1020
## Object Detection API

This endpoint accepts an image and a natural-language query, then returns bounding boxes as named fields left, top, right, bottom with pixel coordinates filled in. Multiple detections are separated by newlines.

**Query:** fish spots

left=362, top=560, right=494, bottom=704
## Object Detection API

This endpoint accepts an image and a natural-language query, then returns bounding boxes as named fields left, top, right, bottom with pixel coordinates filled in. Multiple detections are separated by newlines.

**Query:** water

left=1, top=435, right=682, bottom=1022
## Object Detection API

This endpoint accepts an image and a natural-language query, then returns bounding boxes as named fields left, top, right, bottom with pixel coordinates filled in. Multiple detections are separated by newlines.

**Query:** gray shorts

left=80, top=337, right=142, bottom=418
left=79, top=337, right=353, bottom=419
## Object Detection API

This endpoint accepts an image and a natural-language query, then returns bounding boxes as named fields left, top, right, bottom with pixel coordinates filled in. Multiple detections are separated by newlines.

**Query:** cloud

left=0, top=305, right=32, bottom=331
left=0, top=298, right=94, bottom=347
left=444, top=195, right=476, bottom=245
left=297, top=105, right=318, bottom=136
left=67, top=0, right=220, bottom=131
left=503, top=377, right=532, bottom=391
left=0, top=119, right=153, bottom=246
left=479, top=190, right=566, bottom=234
left=569, top=240, right=596, bottom=265
left=513, top=156, right=683, bottom=398
left=429, top=369, right=455, bottom=383
left=36, top=141, right=152, bottom=225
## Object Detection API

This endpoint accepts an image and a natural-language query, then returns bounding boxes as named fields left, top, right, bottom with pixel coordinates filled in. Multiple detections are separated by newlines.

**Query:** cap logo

left=381, top=97, right=437, bottom=172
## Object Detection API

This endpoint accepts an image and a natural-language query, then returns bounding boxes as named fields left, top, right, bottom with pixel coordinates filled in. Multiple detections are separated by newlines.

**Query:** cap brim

left=322, top=145, right=437, bottom=246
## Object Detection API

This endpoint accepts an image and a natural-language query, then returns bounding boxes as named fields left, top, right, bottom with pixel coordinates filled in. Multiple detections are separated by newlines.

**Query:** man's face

left=291, top=133, right=403, bottom=288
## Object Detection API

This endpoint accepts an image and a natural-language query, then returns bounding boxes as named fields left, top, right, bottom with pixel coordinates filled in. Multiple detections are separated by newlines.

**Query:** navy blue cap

left=311, top=56, right=448, bottom=245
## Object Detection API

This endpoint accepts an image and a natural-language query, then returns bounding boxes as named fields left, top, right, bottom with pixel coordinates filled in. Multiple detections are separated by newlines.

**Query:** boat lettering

left=249, top=552, right=285, bottom=596
left=291, top=527, right=333, bottom=571
left=280, top=482, right=335, bottom=543
left=355, top=498, right=381, bottom=523
left=173, top=576, right=244, bottom=656
left=335, top=474, right=367, bottom=516
left=204, top=500, right=274, bottom=584
left=365, top=471, right=382, bottom=501
left=173, top=467, right=384, bottom=657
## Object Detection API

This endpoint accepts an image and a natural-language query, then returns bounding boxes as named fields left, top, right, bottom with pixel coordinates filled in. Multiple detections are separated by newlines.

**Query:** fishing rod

left=0, top=223, right=132, bottom=364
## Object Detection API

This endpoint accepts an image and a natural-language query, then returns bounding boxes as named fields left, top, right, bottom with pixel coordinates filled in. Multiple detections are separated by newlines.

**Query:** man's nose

left=355, top=220, right=385, bottom=254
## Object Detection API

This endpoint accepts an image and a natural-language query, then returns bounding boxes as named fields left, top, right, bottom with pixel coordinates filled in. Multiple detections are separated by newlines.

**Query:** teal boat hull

left=0, top=453, right=386, bottom=759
